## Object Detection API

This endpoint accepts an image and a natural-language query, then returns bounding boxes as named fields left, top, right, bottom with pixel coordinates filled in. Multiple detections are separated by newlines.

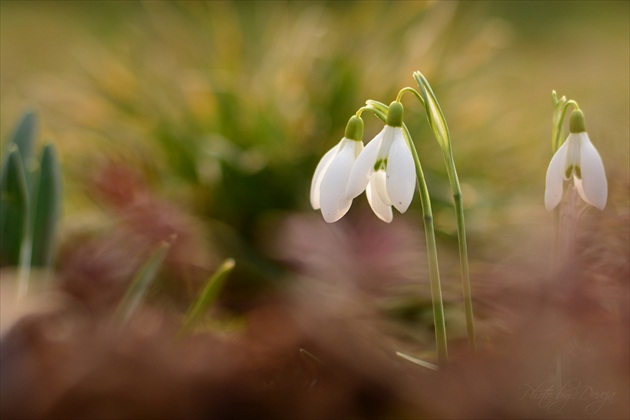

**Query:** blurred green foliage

left=1, top=111, right=62, bottom=269
left=1, top=1, right=628, bottom=282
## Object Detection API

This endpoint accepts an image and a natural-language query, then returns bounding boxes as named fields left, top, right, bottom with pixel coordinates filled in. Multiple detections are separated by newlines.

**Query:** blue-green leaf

left=30, top=144, right=62, bottom=267
left=0, top=147, right=29, bottom=266
left=7, top=111, right=38, bottom=191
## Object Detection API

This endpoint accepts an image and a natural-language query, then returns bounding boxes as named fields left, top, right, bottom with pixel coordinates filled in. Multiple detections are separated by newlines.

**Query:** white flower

left=311, top=117, right=364, bottom=223
left=345, top=116, right=416, bottom=223
left=545, top=110, right=607, bottom=210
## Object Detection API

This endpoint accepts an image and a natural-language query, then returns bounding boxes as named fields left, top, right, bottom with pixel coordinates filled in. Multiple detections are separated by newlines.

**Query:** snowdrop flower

left=545, top=109, right=607, bottom=210
left=311, top=116, right=364, bottom=223
left=346, top=102, right=416, bottom=223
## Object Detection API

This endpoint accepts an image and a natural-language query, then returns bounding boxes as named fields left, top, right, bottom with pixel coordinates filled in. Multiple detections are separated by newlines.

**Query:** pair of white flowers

left=310, top=102, right=416, bottom=223
left=544, top=109, right=607, bottom=211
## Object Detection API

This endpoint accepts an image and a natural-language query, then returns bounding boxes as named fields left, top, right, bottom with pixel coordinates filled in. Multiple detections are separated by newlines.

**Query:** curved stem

left=356, top=106, right=380, bottom=119
left=365, top=101, right=448, bottom=365
left=443, top=156, right=475, bottom=348
left=396, top=87, right=426, bottom=106
left=403, top=123, right=448, bottom=365
left=553, top=100, right=580, bottom=152
left=412, top=71, right=476, bottom=349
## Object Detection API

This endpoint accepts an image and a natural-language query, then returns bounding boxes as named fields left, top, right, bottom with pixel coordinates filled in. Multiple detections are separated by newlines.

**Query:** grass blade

left=396, top=351, right=439, bottom=371
left=115, top=241, right=170, bottom=325
left=181, top=258, right=235, bottom=333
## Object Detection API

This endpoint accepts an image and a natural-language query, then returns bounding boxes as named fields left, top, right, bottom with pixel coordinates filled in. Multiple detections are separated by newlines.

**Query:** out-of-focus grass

left=1, top=0, right=628, bottom=282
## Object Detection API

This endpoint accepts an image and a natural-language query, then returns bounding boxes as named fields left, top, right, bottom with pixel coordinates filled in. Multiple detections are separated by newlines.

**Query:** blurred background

left=1, top=1, right=628, bottom=418
left=2, top=0, right=628, bottom=324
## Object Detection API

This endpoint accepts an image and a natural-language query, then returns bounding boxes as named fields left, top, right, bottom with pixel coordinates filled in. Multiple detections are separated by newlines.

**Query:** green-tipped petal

left=366, top=172, right=393, bottom=223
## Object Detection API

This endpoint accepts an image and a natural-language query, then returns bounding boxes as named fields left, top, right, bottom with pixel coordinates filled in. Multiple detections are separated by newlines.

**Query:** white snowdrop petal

left=573, top=177, right=589, bottom=204
left=319, top=140, right=356, bottom=223
left=544, top=140, right=569, bottom=210
left=371, top=170, right=392, bottom=206
left=366, top=174, right=393, bottom=223
left=385, top=128, right=416, bottom=213
left=310, top=143, right=340, bottom=209
left=345, top=129, right=384, bottom=199
left=578, top=133, right=607, bottom=210
left=351, top=139, right=364, bottom=159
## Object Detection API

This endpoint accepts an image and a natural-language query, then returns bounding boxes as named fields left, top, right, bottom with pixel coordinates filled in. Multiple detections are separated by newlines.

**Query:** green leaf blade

left=182, top=258, right=235, bottom=332
left=0, top=147, right=29, bottom=266
left=30, top=144, right=62, bottom=267
left=8, top=111, right=38, bottom=170
left=115, top=242, right=171, bottom=325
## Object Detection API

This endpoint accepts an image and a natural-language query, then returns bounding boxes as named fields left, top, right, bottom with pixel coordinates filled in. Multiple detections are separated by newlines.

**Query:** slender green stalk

left=412, top=72, right=476, bottom=349
left=181, top=258, right=235, bottom=333
left=406, top=126, right=448, bottom=365
left=449, top=165, right=474, bottom=347
left=115, top=241, right=170, bottom=325
left=365, top=101, right=448, bottom=365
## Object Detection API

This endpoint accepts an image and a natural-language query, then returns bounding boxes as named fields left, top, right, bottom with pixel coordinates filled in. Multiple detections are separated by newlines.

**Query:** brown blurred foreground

left=1, top=182, right=628, bottom=420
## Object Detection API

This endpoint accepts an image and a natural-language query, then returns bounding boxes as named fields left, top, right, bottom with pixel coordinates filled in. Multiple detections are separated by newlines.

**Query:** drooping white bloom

left=545, top=110, right=607, bottom=210
left=311, top=116, right=364, bottom=223
left=345, top=102, right=416, bottom=223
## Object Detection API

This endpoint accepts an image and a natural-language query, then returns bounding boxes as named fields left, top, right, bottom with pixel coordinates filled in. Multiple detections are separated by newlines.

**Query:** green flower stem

left=365, top=101, right=448, bottom=365
left=403, top=123, right=448, bottom=365
left=410, top=73, right=477, bottom=349
left=446, top=161, right=475, bottom=348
